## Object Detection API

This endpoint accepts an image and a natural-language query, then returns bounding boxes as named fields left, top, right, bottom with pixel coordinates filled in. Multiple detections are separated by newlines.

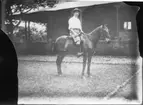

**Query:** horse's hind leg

left=56, top=54, right=64, bottom=75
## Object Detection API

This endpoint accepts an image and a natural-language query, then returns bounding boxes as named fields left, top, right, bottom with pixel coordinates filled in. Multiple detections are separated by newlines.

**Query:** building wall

left=14, top=3, right=138, bottom=40
left=23, top=3, right=137, bottom=41
left=49, top=4, right=120, bottom=40
left=14, top=3, right=138, bottom=56
left=82, top=5, right=117, bottom=38
left=47, top=9, right=70, bottom=39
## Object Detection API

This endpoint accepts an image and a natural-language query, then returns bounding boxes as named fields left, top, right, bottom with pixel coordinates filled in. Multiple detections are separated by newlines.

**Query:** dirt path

left=18, top=55, right=137, bottom=64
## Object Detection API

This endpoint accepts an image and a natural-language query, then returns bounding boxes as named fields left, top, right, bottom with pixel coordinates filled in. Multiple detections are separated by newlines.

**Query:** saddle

left=67, top=35, right=81, bottom=45
left=67, top=33, right=84, bottom=45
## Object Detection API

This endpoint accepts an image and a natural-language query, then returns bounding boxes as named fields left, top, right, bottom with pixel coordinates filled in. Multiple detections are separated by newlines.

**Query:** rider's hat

left=71, top=8, right=81, bottom=14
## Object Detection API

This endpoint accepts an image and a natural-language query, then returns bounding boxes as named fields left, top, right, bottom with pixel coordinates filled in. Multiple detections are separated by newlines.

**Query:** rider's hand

left=81, top=31, right=85, bottom=34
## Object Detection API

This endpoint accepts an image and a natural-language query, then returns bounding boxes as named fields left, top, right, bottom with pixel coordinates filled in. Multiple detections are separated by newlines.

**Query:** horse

left=53, top=24, right=111, bottom=77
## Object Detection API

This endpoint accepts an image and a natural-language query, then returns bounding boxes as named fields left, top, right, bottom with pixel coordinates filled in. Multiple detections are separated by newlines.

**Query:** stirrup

left=77, top=52, right=83, bottom=57
left=63, top=48, right=67, bottom=52
left=75, top=41, right=80, bottom=45
left=68, top=36, right=73, bottom=39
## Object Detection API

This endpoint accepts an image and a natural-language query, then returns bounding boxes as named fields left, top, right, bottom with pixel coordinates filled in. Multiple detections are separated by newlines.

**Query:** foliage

left=13, top=23, right=47, bottom=42
left=3, top=0, right=59, bottom=37
left=13, top=26, right=25, bottom=37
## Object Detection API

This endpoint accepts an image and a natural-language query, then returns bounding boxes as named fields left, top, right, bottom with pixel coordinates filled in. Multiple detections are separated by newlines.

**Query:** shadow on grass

left=19, top=91, right=108, bottom=98
left=19, top=90, right=137, bottom=100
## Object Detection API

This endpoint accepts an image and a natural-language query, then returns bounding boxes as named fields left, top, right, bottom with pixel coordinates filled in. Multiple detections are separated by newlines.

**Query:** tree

left=1, top=0, right=7, bottom=33
left=2, top=0, right=59, bottom=40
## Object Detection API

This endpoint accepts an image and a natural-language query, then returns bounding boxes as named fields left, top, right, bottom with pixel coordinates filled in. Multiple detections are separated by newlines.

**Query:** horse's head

left=100, top=24, right=111, bottom=43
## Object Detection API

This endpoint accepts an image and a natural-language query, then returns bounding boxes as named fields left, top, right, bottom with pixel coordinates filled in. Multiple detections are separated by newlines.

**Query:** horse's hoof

left=88, top=75, right=92, bottom=78
left=63, top=49, right=67, bottom=52
left=59, top=75, right=62, bottom=77
left=58, top=73, right=62, bottom=76
left=77, top=53, right=83, bottom=58
left=81, top=75, right=86, bottom=79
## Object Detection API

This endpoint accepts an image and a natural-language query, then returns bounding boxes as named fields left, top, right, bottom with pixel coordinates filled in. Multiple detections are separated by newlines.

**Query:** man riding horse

left=64, top=8, right=84, bottom=56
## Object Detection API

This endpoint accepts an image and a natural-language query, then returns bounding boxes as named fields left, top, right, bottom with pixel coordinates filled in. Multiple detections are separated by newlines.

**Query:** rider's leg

left=64, top=40, right=68, bottom=51
left=77, top=37, right=83, bottom=57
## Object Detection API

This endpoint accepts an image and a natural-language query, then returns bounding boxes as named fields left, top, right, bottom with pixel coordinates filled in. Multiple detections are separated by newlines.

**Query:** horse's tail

left=51, top=40, right=57, bottom=54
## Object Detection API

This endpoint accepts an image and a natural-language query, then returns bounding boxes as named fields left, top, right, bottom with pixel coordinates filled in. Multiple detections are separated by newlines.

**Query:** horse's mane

left=88, top=25, right=102, bottom=36
left=85, top=25, right=102, bottom=39
left=82, top=25, right=102, bottom=41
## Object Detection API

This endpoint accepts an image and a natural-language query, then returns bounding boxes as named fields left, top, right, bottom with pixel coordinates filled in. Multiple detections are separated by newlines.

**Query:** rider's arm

left=79, top=25, right=82, bottom=31
left=68, top=18, right=73, bottom=30
left=79, top=20, right=84, bottom=33
left=79, top=26, right=84, bottom=34
left=68, top=18, right=77, bottom=35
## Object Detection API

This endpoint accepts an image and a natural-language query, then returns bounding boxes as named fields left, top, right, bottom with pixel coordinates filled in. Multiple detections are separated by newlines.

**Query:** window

left=124, top=21, right=131, bottom=30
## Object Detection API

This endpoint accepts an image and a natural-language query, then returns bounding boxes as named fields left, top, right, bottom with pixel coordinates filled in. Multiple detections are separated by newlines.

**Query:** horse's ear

left=104, top=24, right=108, bottom=27
left=102, top=24, right=107, bottom=29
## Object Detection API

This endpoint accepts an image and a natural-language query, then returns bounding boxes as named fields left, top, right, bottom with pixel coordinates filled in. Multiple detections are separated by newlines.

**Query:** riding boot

left=77, top=42, right=83, bottom=57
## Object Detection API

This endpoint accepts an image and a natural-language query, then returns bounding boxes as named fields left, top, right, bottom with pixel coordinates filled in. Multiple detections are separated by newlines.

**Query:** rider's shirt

left=68, top=16, right=82, bottom=44
left=68, top=16, right=82, bottom=31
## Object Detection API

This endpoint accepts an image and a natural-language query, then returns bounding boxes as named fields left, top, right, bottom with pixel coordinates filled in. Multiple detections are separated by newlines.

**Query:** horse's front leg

left=87, top=54, right=92, bottom=77
left=81, top=54, right=87, bottom=77
left=56, top=55, right=64, bottom=75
